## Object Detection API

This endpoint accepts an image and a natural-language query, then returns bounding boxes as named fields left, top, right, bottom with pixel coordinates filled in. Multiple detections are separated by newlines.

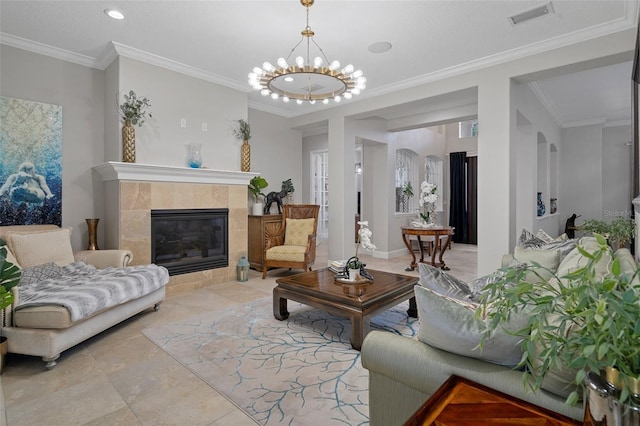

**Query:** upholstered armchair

left=262, top=204, right=320, bottom=279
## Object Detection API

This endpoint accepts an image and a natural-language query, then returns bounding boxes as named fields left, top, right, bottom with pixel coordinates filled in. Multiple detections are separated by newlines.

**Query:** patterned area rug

left=142, top=297, right=417, bottom=426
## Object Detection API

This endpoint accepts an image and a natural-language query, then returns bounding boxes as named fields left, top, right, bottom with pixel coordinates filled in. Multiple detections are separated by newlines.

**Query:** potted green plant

left=282, top=179, right=295, bottom=204
left=248, top=176, right=268, bottom=216
left=0, top=246, right=21, bottom=374
left=402, top=181, right=414, bottom=213
left=233, top=119, right=252, bottom=172
left=117, top=90, right=152, bottom=163
left=580, top=217, right=636, bottom=248
left=478, top=234, right=640, bottom=422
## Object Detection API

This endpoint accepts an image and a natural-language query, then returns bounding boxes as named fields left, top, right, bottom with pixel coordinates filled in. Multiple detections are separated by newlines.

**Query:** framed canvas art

left=0, top=96, right=63, bottom=226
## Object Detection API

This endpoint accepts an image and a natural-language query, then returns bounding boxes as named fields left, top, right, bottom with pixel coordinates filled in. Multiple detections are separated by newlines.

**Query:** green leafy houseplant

left=232, top=119, right=251, bottom=141
left=0, top=246, right=20, bottom=311
left=478, top=234, right=640, bottom=405
left=580, top=217, right=636, bottom=248
left=248, top=176, right=268, bottom=203
left=118, top=90, right=152, bottom=127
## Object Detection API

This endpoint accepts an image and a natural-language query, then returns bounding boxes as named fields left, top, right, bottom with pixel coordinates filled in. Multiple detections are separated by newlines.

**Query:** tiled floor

left=0, top=240, right=477, bottom=426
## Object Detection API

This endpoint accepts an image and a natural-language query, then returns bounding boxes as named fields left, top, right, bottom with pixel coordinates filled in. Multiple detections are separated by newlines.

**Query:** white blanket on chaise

left=15, top=262, right=169, bottom=322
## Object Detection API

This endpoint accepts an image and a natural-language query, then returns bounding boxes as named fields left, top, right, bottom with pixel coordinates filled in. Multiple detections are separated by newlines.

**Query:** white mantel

left=93, top=161, right=259, bottom=185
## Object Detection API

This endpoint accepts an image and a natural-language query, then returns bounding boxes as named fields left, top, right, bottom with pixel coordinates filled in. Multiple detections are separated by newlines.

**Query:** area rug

left=142, top=297, right=417, bottom=426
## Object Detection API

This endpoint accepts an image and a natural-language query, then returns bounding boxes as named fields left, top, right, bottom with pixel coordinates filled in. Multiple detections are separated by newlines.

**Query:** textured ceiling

left=0, top=0, right=637, bottom=123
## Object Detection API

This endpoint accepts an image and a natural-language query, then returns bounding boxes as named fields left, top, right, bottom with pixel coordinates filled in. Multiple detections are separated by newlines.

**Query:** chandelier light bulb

left=351, top=70, right=363, bottom=78
left=322, top=99, right=330, bottom=105
left=309, top=100, right=316, bottom=104
left=253, top=67, right=265, bottom=76
left=263, top=62, right=275, bottom=72
left=342, top=64, right=354, bottom=75
left=295, top=56, right=305, bottom=68
left=329, top=60, right=340, bottom=71
left=277, top=57, right=288, bottom=68
left=283, top=96, right=290, bottom=102
left=260, top=89, right=270, bottom=96
left=352, top=88, right=361, bottom=95
left=313, top=57, right=323, bottom=68
left=344, top=92, right=352, bottom=99
left=296, top=99, right=303, bottom=105
left=334, top=95, right=342, bottom=102
left=270, top=93, right=279, bottom=100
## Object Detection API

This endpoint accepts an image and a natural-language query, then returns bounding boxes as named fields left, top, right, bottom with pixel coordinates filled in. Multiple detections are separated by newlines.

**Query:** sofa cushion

left=556, top=236, right=612, bottom=281
left=266, top=244, right=307, bottom=262
left=284, top=218, right=315, bottom=246
left=414, top=284, right=527, bottom=367
left=13, top=304, right=74, bottom=329
left=6, top=227, right=75, bottom=267
left=509, top=246, right=561, bottom=283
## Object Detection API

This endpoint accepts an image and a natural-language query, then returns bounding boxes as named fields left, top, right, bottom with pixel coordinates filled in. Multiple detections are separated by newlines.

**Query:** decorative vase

left=585, top=371, right=640, bottom=425
left=85, top=218, right=100, bottom=250
left=537, top=192, right=546, bottom=217
left=122, top=119, right=136, bottom=163
left=349, top=268, right=360, bottom=281
left=550, top=198, right=557, bottom=214
left=241, top=139, right=251, bottom=172
left=187, top=143, right=203, bottom=168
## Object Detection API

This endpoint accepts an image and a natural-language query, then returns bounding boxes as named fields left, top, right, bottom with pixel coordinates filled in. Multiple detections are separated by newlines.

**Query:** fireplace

left=151, top=208, right=228, bottom=276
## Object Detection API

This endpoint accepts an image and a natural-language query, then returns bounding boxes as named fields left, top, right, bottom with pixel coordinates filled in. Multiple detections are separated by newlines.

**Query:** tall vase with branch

left=118, top=90, right=152, bottom=163
left=233, top=119, right=252, bottom=172
left=346, top=221, right=377, bottom=281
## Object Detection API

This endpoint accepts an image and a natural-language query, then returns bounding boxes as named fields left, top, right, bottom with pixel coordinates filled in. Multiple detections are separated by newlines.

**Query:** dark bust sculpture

left=564, top=213, right=580, bottom=239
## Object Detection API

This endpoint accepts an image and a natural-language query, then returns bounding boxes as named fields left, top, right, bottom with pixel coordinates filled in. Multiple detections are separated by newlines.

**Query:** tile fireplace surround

left=94, top=162, right=257, bottom=294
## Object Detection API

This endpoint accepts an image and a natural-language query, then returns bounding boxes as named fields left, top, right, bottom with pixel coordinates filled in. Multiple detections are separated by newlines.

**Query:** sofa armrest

left=74, top=250, right=133, bottom=268
left=361, top=331, right=583, bottom=425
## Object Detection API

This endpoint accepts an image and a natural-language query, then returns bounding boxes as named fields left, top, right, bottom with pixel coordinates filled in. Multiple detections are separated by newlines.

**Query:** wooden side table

left=247, top=214, right=282, bottom=271
left=401, top=226, right=454, bottom=271
left=404, top=375, right=582, bottom=425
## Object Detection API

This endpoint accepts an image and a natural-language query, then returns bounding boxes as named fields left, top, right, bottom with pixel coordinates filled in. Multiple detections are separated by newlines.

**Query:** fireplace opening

left=151, top=208, right=228, bottom=275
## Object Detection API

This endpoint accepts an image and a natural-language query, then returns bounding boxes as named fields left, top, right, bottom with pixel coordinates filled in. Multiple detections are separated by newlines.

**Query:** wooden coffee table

left=273, top=268, right=418, bottom=350
left=404, top=375, right=582, bottom=425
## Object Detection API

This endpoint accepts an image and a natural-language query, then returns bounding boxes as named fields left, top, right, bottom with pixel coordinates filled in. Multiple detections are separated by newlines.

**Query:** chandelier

left=248, top=0, right=366, bottom=105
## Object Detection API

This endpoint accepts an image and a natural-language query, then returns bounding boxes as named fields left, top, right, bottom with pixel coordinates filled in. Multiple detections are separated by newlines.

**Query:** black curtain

left=449, top=151, right=467, bottom=243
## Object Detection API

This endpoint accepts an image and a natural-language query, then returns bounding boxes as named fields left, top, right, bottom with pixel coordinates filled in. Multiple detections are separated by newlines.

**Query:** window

left=425, top=156, right=444, bottom=211
left=458, top=119, right=478, bottom=138
left=395, top=149, right=418, bottom=213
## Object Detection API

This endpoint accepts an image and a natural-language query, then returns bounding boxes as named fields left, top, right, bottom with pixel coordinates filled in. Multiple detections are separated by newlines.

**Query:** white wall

left=560, top=124, right=604, bottom=223
left=0, top=45, right=105, bottom=250
left=602, top=125, right=632, bottom=220
left=116, top=57, right=247, bottom=170
left=248, top=108, right=303, bottom=212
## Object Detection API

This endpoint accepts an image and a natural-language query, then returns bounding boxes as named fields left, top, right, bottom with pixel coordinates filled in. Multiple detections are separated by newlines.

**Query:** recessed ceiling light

left=284, top=76, right=294, bottom=82
left=368, top=41, right=392, bottom=54
left=105, top=9, right=125, bottom=20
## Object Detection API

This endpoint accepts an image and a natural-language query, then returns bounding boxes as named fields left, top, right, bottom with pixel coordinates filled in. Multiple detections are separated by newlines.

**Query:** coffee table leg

left=407, top=296, right=418, bottom=318
left=273, top=289, right=289, bottom=320
left=350, top=315, right=370, bottom=351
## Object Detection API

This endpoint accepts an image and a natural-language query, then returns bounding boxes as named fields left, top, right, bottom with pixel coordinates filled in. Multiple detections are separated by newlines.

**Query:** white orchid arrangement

left=348, top=221, right=377, bottom=269
left=418, top=181, right=438, bottom=224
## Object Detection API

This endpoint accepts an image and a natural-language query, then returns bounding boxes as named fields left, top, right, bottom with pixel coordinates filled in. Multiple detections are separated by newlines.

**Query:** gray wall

left=0, top=45, right=105, bottom=250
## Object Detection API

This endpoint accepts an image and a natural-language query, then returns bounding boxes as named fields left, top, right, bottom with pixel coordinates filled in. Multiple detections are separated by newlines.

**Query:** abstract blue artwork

left=0, top=96, right=62, bottom=226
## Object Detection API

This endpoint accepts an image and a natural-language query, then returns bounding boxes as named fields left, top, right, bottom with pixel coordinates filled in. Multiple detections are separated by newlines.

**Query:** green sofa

left=361, top=236, right=634, bottom=425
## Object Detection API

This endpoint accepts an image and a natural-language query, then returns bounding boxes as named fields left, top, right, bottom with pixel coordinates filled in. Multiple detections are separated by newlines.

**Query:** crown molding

left=604, top=119, right=632, bottom=128
left=528, top=81, right=564, bottom=127
left=106, top=42, right=250, bottom=93
left=0, top=32, right=99, bottom=69
left=562, top=118, right=607, bottom=128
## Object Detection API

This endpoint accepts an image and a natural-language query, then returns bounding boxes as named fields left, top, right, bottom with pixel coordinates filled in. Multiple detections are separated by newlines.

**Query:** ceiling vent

left=509, top=2, right=554, bottom=25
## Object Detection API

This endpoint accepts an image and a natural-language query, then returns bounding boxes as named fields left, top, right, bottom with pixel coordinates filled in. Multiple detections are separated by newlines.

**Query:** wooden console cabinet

left=248, top=214, right=282, bottom=271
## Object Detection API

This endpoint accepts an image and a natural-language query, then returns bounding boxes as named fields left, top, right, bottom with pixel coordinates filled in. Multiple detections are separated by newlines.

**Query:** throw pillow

left=506, top=246, right=561, bottom=283
left=6, top=227, right=75, bottom=268
left=284, top=218, right=315, bottom=246
left=518, top=229, right=576, bottom=260
left=414, top=285, right=526, bottom=367
left=19, top=262, right=62, bottom=286
left=556, top=236, right=612, bottom=281
left=518, top=229, right=546, bottom=248
left=418, top=263, right=477, bottom=301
